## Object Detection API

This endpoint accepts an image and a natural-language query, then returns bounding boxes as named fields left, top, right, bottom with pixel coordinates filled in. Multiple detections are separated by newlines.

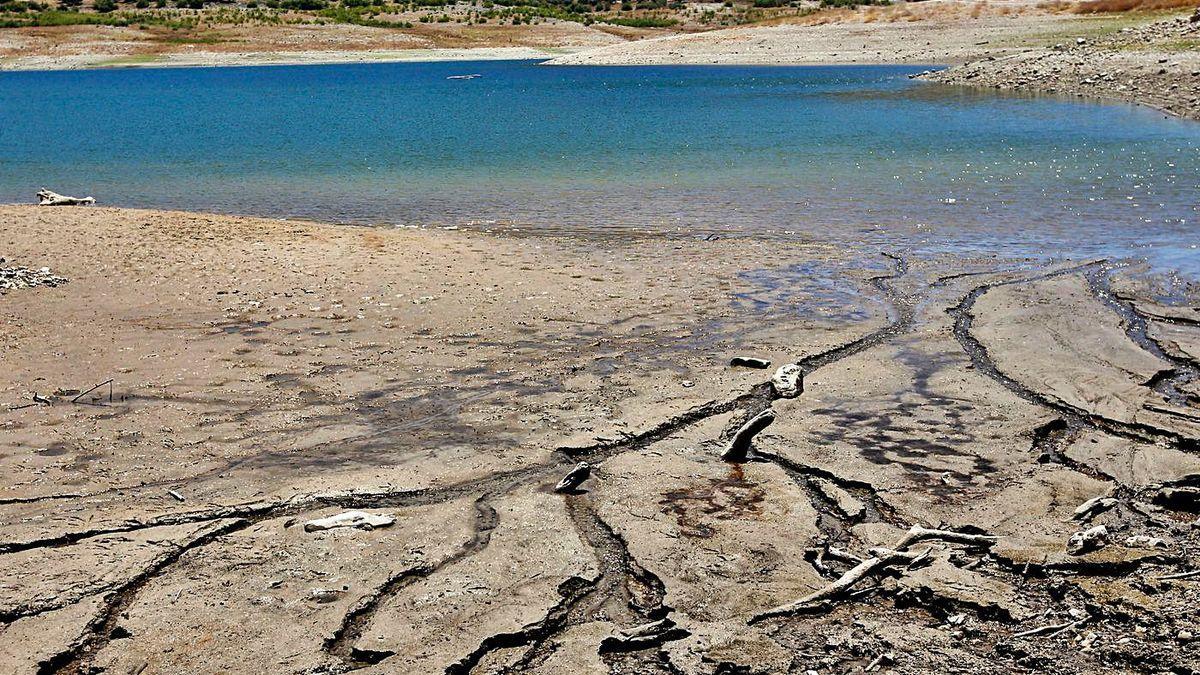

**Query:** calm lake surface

left=1, top=60, right=1198, bottom=271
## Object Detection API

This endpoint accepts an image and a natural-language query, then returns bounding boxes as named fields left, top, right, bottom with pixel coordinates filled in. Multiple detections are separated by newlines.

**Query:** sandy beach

left=1, top=205, right=1197, bottom=673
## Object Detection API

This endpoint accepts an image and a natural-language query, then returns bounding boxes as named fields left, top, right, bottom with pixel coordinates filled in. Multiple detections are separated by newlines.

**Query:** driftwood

left=554, top=462, right=591, bottom=493
left=303, top=510, right=395, bottom=532
left=36, top=189, right=95, bottom=207
left=1012, top=617, right=1087, bottom=639
left=722, top=409, right=775, bottom=462
left=598, top=618, right=690, bottom=653
left=1072, top=495, right=1117, bottom=522
left=750, top=525, right=998, bottom=622
left=1157, top=569, right=1200, bottom=581
left=864, top=652, right=895, bottom=672
left=729, top=356, right=771, bottom=369
left=1067, top=525, right=1108, bottom=555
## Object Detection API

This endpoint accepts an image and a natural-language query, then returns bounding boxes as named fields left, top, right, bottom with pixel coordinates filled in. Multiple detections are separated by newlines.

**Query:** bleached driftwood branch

left=37, top=189, right=95, bottom=206
left=750, top=525, right=998, bottom=622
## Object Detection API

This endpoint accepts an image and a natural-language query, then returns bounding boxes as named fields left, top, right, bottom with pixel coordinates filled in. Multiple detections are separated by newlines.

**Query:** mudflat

left=0, top=205, right=1197, bottom=673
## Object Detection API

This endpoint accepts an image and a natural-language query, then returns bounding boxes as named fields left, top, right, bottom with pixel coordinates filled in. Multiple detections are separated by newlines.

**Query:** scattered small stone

left=309, top=588, right=344, bottom=603
left=303, top=510, right=396, bottom=533
left=730, top=356, right=770, bottom=369
left=681, top=380, right=695, bottom=388
left=0, top=264, right=68, bottom=292
left=1067, top=525, right=1108, bottom=555
left=554, top=461, right=591, bottom=493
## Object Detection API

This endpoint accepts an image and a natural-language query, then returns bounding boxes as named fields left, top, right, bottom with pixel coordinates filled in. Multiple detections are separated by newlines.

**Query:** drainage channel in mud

left=16, top=250, right=927, bottom=675
left=949, top=261, right=1200, bottom=458
left=323, top=497, right=500, bottom=669
left=1085, top=266, right=1200, bottom=410
left=795, top=253, right=916, bottom=373
left=461, top=495, right=690, bottom=675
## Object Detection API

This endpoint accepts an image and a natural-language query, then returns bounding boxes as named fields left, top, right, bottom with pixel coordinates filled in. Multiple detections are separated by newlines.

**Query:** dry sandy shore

left=1, top=205, right=1198, bottom=673
left=0, top=20, right=644, bottom=71
left=0, top=45, right=567, bottom=71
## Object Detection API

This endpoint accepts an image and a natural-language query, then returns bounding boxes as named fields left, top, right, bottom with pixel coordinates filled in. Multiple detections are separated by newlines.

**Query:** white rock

left=303, top=510, right=395, bottom=533
left=1123, top=535, right=1168, bottom=549
left=771, top=364, right=804, bottom=398
left=1067, top=525, right=1108, bottom=555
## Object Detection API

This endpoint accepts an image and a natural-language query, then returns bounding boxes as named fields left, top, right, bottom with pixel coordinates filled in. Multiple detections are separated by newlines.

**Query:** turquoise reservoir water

left=1, top=60, right=1198, bottom=269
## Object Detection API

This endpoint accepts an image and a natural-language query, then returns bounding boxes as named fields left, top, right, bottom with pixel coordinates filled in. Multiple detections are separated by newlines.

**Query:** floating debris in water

left=447, top=74, right=482, bottom=80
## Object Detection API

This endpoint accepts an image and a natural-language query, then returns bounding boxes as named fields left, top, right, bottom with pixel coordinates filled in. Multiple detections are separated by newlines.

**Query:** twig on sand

left=1157, top=569, right=1200, bottom=581
left=1012, top=618, right=1087, bottom=639
left=71, top=379, right=114, bottom=405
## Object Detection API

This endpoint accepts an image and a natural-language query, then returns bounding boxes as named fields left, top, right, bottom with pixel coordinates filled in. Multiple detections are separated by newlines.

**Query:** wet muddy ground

left=0, top=206, right=1197, bottom=674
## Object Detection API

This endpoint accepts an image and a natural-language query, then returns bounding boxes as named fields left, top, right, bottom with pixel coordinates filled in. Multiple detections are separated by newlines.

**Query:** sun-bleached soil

left=0, top=205, right=1197, bottom=674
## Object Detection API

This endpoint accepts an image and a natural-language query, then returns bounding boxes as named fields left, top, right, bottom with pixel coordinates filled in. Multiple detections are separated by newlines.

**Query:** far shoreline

left=0, top=45, right=960, bottom=73
left=0, top=45, right=574, bottom=72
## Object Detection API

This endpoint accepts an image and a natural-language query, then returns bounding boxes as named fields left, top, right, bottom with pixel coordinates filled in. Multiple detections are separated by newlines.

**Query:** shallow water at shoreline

left=1, top=60, right=1198, bottom=273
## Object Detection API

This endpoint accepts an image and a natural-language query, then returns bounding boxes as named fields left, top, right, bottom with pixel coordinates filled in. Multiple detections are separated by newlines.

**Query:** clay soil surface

left=0, top=205, right=1198, bottom=674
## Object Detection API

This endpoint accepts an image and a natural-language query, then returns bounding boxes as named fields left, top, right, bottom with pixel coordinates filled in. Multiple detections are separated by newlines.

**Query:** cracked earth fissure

left=950, top=263, right=1200, bottom=455
left=36, top=518, right=250, bottom=675
left=322, top=497, right=501, bottom=669
left=1085, top=266, right=1200, bottom=409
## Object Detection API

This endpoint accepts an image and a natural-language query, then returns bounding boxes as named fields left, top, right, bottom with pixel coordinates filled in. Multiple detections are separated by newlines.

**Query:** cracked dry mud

left=1, top=206, right=1198, bottom=674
